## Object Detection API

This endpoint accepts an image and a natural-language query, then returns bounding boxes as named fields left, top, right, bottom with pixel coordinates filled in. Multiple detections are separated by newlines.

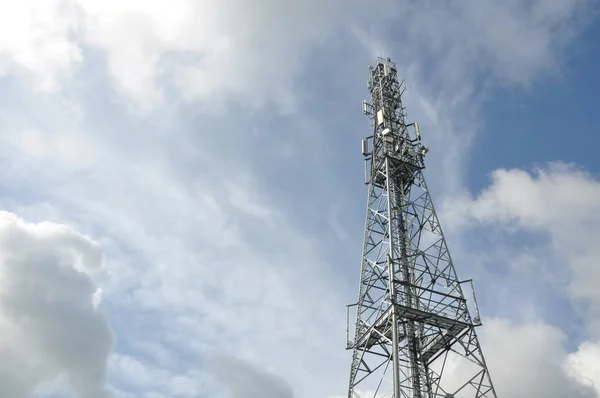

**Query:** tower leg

left=386, top=158, right=402, bottom=398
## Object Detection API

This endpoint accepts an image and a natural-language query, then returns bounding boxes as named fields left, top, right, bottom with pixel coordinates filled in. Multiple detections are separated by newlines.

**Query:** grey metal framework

left=346, top=58, right=497, bottom=398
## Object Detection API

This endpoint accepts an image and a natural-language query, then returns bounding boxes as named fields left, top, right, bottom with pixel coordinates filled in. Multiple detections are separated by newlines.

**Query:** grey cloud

left=0, top=211, right=113, bottom=398
left=208, top=353, right=294, bottom=398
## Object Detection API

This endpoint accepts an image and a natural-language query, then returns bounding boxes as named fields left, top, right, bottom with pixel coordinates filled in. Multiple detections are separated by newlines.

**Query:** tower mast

left=346, top=58, right=497, bottom=398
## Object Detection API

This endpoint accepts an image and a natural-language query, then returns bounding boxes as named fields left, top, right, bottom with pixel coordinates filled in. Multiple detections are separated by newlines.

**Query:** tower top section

left=360, top=57, right=428, bottom=170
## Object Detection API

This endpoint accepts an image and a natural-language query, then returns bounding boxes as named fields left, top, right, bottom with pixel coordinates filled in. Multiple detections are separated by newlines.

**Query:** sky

left=0, top=1, right=599, bottom=397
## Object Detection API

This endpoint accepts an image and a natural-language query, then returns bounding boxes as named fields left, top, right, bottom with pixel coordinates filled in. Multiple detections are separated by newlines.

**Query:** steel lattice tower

left=345, top=58, right=497, bottom=398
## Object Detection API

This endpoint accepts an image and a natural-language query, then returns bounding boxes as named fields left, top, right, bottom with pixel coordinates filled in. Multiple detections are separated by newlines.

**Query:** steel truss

left=346, top=58, right=497, bottom=398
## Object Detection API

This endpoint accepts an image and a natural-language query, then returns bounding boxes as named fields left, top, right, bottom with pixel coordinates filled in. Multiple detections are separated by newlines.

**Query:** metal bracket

left=460, top=279, right=482, bottom=326
left=346, top=303, right=358, bottom=348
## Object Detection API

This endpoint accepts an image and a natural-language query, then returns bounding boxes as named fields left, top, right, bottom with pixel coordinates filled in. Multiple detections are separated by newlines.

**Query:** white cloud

left=442, top=163, right=600, bottom=395
left=0, top=211, right=113, bottom=398
left=2, top=0, right=389, bottom=112
left=480, top=318, right=594, bottom=398
left=566, top=341, right=600, bottom=396
left=4, top=128, right=97, bottom=168
left=0, top=0, right=81, bottom=92
left=2, top=0, right=590, bottom=112
left=108, top=353, right=209, bottom=397
left=443, top=163, right=600, bottom=335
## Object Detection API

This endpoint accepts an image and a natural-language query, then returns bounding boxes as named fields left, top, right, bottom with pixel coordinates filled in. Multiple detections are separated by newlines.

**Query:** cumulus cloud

left=442, top=163, right=600, bottom=395
left=0, top=211, right=113, bottom=397
left=566, top=341, right=600, bottom=396
left=480, top=318, right=594, bottom=398
left=443, top=163, right=600, bottom=334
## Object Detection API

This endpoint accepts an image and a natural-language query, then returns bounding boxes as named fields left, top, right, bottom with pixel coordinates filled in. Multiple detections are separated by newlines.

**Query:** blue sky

left=470, top=18, right=600, bottom=190
left=0, top=1, right=599, bottom=398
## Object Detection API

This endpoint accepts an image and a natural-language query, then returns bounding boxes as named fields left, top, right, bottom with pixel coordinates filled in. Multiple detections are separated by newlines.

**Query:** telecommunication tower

left=345, top=58, right=497, bottom=398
